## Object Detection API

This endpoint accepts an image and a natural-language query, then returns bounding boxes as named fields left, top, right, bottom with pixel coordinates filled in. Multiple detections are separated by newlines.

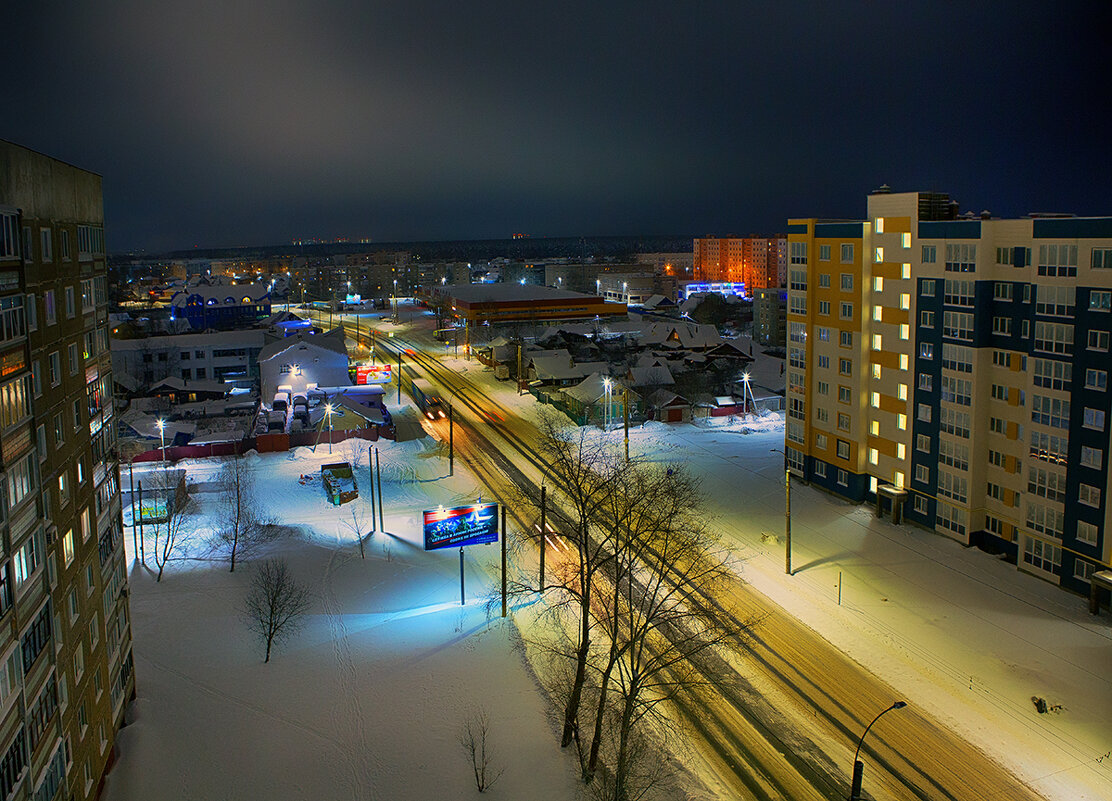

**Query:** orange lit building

left=693, top=236, right=787, bottom=290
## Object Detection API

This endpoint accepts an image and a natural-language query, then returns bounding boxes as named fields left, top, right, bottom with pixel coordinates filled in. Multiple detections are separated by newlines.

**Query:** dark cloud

left=3, top=1, right=1108, bottom=251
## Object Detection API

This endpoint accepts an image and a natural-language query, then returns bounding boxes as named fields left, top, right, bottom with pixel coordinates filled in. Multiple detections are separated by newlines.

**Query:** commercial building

left=111, top=329, right=267, bottom=392
left=1, top=141, right=134, bottom=799
left=427, top=283, right=626, bottom=328
left=693, top=236, right=787, bottom=290
left=786, top=189, right=1112, bottom=595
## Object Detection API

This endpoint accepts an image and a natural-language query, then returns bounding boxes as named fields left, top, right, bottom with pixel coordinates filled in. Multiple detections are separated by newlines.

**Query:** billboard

left=423, top=503, right=498, bottom=551
left=355, top=363, right=393, bottom=385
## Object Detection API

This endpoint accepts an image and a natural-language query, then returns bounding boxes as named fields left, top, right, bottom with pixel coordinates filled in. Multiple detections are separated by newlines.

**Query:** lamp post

left=325, top=403, right=334, bottom=454
left=770, top=447, right=792, bottom=575
left=392, top=279, right=398, bottom=323
left=622, top=281, right=628, bottom=304
left=157, top=418, right=167, bottom=464
left=603, top=377, right=612, bottom=431
left=850, top=701, right=908, bottom=800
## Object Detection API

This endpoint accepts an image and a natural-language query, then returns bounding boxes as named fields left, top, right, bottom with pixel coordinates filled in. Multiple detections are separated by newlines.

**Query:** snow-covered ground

left=106, top=306, right=1111, bottom=800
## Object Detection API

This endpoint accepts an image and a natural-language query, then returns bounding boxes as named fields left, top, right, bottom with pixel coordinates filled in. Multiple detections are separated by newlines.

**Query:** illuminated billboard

left=423, top=503, right=498, bottom=550
left=355, top=364, right=393, bottom=385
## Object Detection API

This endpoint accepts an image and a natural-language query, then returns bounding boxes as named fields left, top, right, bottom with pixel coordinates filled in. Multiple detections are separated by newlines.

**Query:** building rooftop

left=446, top=283, right=594, bottom=304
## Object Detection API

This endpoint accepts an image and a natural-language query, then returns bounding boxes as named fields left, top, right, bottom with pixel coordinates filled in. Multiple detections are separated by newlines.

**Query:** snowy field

left=105, top=312, right=1111, bottom=800
left=107, top=436, right=580, bottom=801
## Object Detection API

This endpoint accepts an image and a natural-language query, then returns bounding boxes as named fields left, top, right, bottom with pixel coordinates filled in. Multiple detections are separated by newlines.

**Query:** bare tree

left=532, top=412, right=630, bottom=749
left=460, top=708, right=504, bottom=793
left=340, top=500, right=372, bottom=559
left=243, top=558, right=312, bottom=663
left=145, top=468, right=193, bottom=582
left=214, top=453, right=273, bottom=571
left=604, top=465, right=753, bottom=801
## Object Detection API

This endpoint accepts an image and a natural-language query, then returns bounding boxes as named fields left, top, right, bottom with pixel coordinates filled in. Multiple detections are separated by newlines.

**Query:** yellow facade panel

left=879, top=395, right=906, bottom=415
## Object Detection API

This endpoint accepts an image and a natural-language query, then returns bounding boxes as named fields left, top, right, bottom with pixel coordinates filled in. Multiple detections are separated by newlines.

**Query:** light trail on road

left=345, top=319, right=1045, bottom=801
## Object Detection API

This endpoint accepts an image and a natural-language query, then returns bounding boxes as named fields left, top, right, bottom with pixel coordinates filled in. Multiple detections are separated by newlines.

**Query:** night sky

left=3, top=2, right=1108, bottom=253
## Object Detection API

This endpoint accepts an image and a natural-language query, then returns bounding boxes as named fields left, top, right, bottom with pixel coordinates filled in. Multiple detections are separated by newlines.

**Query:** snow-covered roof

left=258, top=328, right=346, bottom=363
left=110, top=329, right=268, bottom=352
left=627, top=365, right=674, bottom=387
left=150, top=377, right=233, bottom=395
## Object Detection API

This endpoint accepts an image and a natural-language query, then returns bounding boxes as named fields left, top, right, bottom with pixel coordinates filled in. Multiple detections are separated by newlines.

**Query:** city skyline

left=3, top=1, right=1108, bottom=253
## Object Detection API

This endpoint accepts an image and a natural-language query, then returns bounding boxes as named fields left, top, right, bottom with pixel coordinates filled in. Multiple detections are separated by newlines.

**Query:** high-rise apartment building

left=1, top=141, right=134, bottom=800
left=693, top=235, right=786, bottom=290
left=786, top=189, right=1112, bottom=595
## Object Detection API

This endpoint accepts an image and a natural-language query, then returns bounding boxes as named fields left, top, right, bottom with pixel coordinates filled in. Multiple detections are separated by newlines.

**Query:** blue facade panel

left=1032, top=217, right=1112, bottom=239
left=814, top=222, right=865, bottom=239
left=918, top=220, right=981, bottom=240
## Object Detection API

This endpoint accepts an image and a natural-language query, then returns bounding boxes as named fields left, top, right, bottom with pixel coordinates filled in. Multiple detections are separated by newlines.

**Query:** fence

left=128, top=424, right=394, bottom=464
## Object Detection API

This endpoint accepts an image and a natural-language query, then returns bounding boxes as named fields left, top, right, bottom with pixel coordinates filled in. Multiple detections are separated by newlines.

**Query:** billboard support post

left=501, top=505, right=507, bottom=617
left=460, top=547, right=465, bottom=606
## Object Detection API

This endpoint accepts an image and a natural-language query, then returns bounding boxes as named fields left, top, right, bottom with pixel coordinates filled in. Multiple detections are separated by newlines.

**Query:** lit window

left=870, top=420, right=880, bottom=436
left=875, top=218, right=885, bottom=233
left=873, top=306, right=882, bottom=321
left=872, top=334, right=883, bottom=350
left=897, top=443, right=906, bottom=459
left=902, top=263, right=911, bottom=279
left=898, top=384, right=908, bottom=400
left=901, top=233, right=911, bottom=248
left=900, top=324, right=910, bottom=340
left=869, top=448, right=879, bottom=465
left=897, top=413, right=907, bottom=430
left=873, top=277, right=884, bottom=292
left=900, top=293, right=910, bottom=310
left=875, top=247, right=884, bottom=263
left=899, top=354, right=909, bottom=370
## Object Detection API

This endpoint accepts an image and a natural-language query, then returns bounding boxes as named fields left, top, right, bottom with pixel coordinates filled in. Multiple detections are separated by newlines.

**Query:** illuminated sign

left=681, top=281, right=747, bottom=299
left=423, top=503, right=498, bottom=551
left=355, top=364, right=392, bottom=384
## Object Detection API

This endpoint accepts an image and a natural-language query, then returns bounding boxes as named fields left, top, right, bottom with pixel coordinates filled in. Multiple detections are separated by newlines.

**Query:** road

left=333, top=311, right=1046, bottom=801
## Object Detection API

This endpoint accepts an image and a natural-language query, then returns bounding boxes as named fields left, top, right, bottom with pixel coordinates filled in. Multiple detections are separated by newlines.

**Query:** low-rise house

left=258, top=328, right=349, bottom=400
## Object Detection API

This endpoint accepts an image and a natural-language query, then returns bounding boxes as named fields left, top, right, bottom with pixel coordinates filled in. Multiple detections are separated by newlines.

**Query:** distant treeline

left=112, top=234, right=694, bottom=264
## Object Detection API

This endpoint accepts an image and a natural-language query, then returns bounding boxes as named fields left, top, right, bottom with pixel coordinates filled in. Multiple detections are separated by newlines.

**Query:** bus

left=409, top=377, right=445, bottom=420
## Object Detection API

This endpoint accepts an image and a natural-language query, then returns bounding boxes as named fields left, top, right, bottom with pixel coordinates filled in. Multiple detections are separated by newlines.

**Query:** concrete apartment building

left=785, top=188, right=1112, bottom=595
left=1, top=141, right=134, bottom=800
left=693, top=235, right=787, bottom=290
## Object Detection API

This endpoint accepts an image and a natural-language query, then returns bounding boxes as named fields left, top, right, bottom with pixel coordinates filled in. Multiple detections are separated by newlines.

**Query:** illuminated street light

left=603, top=377, right=612, bottom=431
left=325, top=403, right=334, bottom=454
left=850, top=701, right=908, bottom=800
left=770, top=447, right=792, bottom=575
left=156, top=418, right=167, bottom=463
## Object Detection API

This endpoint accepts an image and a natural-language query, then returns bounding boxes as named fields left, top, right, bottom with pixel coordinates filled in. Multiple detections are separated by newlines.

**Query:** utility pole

left=539, top=484, right=546, bottom=590
left=376, top=446, right=385, bottom=531
left=501, top=505, right=507, bottom=618
left=448, top=402, right=454, bottom=476
left=397, top=349, right=402, bottom=405
left=784, top=467, right=792, bottom=575
left=517, top=344, right=523, bottom=395
left=368, top=450, right=376, bottom=534
left=623, top=385, right=630, bottom=461
left=770, top=448, right=793, bottom=575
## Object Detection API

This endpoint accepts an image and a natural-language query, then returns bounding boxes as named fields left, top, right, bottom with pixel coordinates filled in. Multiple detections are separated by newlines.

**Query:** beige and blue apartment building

left=2, top=141, right=134, bottom=800
left=786, top=189, right=1112, bottom=594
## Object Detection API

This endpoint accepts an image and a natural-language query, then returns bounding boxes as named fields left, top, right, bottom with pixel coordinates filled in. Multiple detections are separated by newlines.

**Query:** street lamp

left=157, top=418, right=167, bottom=464
left=325, top=403, right=334, bottom=454
left=603, top=377, right=612, bottom=431
left=850, top=701, right=908, bottom=800
left=770, top=447, right=792, bottom=575
left=622, top=281, right=628, bottom=303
